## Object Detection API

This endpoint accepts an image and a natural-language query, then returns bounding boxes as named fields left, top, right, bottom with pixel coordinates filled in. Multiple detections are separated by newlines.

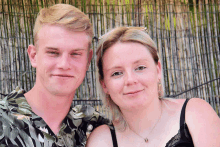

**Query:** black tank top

left=109, top=99, right=194, bottom=147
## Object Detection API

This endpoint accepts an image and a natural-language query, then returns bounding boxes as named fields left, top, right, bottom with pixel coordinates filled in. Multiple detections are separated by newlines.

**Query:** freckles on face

left=101, top=42, right=161, bottom=109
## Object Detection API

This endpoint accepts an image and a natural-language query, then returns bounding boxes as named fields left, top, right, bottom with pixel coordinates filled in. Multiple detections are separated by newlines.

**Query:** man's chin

left=48, top=87, right=76, bottom=97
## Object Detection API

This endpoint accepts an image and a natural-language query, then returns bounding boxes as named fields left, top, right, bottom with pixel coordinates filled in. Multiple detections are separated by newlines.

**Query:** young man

left=0, top=4, right=108, bottom=147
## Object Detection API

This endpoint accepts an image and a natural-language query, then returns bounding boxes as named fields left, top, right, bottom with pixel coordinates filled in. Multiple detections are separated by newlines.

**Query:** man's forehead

left=38, top=24, right=87, bottom=36
left=35, top=24, right=91, bottom=52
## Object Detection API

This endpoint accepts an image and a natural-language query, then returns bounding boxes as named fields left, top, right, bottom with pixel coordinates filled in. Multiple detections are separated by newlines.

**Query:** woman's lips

left=123, top=89, right=144, bottom=95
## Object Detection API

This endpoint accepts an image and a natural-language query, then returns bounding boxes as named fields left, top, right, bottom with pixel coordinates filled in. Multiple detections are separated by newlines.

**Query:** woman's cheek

left=109, top=79, right=123, bottom=92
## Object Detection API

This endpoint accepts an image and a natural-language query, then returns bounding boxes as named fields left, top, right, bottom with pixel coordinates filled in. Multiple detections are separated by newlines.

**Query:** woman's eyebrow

left=105, top=66, right=122, bottom=73
left=134, top=59, right=148, bottom=64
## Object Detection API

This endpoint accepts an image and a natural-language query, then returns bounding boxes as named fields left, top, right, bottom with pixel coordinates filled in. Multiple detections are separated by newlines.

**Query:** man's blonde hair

left=34, top=4, right=93, bottom=48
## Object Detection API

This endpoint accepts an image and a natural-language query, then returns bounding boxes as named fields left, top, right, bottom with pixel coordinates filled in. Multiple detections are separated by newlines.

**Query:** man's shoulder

left=67, top=104, right=110, bottom=133
left=0, top=86, right=26, bottom=102
left=0, top=86, right=28, bottom=132
left=0, top=87, right=41, bottom=147
left=0, top=96, right=27, bottom=146
left=0, top=86, right=26, bottom=113
left=69, top=104, right=109, bottom=123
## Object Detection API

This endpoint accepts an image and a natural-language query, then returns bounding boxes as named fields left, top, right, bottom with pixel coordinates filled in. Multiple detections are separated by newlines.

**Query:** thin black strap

left=180, top=98, right=190, bottom=127
left=109, top=125, right=118, bottom=147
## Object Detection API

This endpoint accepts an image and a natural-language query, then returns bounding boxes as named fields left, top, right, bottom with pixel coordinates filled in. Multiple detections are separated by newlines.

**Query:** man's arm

left=70, top=105, right=110, bottom=146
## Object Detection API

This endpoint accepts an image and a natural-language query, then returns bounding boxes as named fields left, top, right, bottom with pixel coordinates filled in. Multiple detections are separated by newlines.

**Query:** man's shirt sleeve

left=70, top=104, right=110, bottom=145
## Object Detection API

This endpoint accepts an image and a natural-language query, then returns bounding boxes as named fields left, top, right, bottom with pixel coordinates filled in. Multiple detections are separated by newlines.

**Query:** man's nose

left=57, top=54, right=71, bottom=70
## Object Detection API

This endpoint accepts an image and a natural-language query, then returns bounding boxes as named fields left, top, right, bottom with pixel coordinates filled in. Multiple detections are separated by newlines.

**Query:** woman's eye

left=135, top=66, right=146, bottom=71
left=111, top=72, right=123, bottom=77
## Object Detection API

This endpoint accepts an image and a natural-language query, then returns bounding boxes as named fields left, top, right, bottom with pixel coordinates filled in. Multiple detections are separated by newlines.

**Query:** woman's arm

left=86, top=125, right=114, bottom=147
left=186, top=98, right=220, bottom=146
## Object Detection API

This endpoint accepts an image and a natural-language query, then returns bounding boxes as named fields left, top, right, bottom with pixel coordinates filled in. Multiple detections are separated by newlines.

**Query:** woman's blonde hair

left=34, top=4, right=93, bottom=48
left=96, top=27, right=160, bottom=129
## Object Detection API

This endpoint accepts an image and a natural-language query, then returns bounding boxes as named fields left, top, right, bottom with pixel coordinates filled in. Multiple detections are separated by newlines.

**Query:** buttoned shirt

left=0, top=87, right=109, bottom=147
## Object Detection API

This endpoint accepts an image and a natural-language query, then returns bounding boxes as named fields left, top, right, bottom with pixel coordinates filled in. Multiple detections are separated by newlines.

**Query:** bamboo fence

left=0, top=0, right=219, bottom=116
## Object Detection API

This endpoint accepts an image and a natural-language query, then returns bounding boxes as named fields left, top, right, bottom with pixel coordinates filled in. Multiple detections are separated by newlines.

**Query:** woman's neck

left=121, top=98, right=163, bottom=135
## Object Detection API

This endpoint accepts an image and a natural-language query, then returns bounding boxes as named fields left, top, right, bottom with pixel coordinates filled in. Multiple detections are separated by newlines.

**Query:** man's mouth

left=52, top=74, right=74, bottom=78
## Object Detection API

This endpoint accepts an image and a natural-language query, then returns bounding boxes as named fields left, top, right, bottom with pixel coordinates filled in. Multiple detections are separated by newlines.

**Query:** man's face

left=32, top=25, right=92, bottom=96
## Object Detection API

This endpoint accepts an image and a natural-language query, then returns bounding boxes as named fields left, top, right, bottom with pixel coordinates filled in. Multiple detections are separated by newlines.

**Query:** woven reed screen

left=0, top=0, right=219, bottom=116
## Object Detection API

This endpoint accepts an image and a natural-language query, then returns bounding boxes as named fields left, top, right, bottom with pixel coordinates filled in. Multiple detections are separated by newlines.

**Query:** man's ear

left=27, top=45, right=37, bottom=68
left=100, top=80, right=108, bottom=94
left=87, top=49, right=93, bottom=69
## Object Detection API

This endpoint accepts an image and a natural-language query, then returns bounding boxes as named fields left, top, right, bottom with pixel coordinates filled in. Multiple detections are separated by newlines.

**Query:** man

left=0, top=4, right=108, bottom=147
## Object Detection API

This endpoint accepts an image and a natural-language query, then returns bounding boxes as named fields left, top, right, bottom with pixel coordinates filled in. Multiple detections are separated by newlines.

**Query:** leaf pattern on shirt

left=0, top=86, right=109, bottom=147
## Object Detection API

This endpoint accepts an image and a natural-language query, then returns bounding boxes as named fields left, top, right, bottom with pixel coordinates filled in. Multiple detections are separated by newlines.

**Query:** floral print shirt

left=0, top=87, right=109, bottom=147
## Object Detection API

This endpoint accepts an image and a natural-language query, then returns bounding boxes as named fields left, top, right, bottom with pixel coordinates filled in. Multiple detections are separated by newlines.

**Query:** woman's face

left=101, top=42, right=161, bottom=110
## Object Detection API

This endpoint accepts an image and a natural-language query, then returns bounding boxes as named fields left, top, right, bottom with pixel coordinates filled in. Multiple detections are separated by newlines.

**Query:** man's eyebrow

left=72, top=48, right=87, bottom=51
left=45, top=47, right=59, bottom=50
left=45, top=47, right=86, bottom=51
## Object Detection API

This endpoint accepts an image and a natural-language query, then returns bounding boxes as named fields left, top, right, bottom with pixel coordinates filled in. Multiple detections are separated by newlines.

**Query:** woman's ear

left=101, top=80, right=108, bottom=94
left=157, top=61, right=162, bottom=81
left=27, top=44, right=37, bottom=68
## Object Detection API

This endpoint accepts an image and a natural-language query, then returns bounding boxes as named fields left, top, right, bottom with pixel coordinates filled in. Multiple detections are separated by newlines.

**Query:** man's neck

left=24, top=85, right=75, bottom=134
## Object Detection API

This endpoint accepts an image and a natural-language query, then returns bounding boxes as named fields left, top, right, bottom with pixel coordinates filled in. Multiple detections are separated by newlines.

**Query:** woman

left=86, top=27, right=220, bottom=147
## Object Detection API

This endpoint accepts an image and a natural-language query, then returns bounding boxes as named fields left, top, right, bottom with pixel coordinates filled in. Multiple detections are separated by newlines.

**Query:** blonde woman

left=86, top=27, right=220, bottom=147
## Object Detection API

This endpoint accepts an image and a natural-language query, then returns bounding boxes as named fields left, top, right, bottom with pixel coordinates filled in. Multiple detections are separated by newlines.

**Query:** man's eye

left=48, top=51, right=59, bottom=55
left=71, top=52, right=82, bottom=56
left=135, top=66, right=146, bottom=71
left=111, top=72, right=123, bottom=77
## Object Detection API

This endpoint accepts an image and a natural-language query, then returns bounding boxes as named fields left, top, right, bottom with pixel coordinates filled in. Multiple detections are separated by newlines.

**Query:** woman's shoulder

left=161, top=98, right=186, bottom=111
left=183, top=98, right=220, bottom=146
left=160, top=98, right=187, bottom=127
left=161, top=98, right=220, bottom=146
left=161, top=97, right=185, bottom=103
left=184, top=98, right=219, bottom=123
left=86, top=124, right=113, bottom=147
left=161, top=97, right=219, bottom=122
left=161, top=97, right=218, bottom=118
